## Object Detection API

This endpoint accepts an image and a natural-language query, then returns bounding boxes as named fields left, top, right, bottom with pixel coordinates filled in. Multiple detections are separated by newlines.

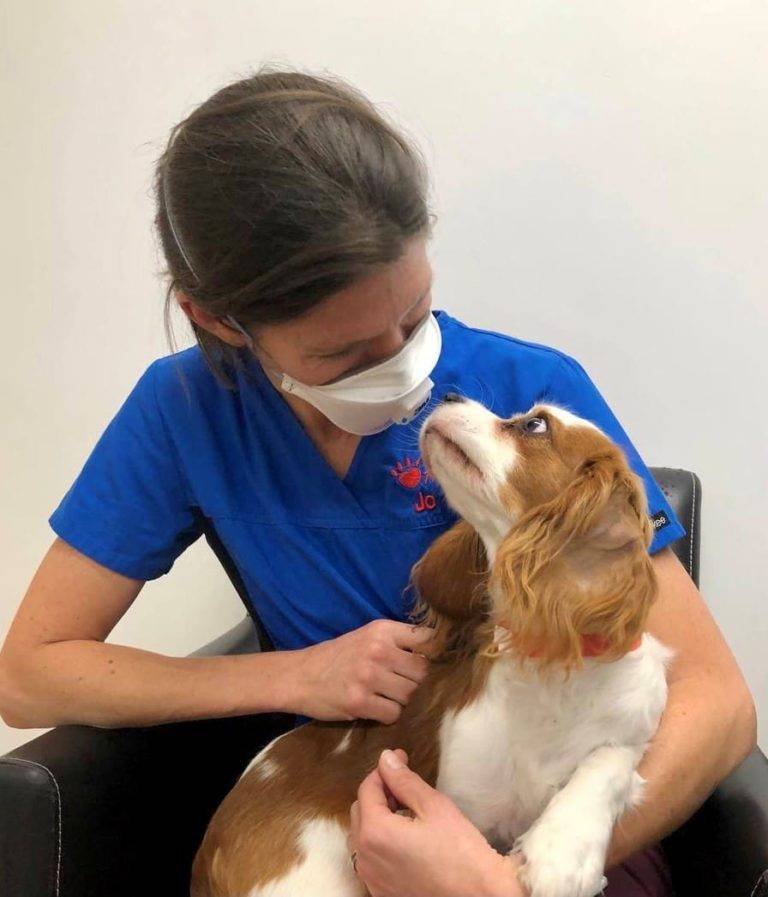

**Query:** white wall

left=2, top=1, right=765, bottom=758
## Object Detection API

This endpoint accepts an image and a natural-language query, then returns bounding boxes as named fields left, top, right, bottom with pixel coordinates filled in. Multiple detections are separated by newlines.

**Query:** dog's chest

left=434, top=650, right=664, bottom=847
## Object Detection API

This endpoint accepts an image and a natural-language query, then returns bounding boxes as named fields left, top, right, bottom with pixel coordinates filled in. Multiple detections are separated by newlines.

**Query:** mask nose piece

left=442, top=391, right=465, bottom=404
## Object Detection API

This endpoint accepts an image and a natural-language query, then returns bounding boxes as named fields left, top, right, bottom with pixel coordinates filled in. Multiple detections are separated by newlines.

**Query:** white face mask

left=224, top=310, right=443, bottom=436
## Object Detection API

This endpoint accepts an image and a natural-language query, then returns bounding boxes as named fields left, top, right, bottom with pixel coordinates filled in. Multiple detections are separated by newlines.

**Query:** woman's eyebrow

left=308, top=275, right=434, bottom=354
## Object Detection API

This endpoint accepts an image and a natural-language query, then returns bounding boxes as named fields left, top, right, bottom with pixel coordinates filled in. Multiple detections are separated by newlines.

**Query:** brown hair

left=153, top=62, right=436, bottom=389
left=486, top=451, right=657, bottom=674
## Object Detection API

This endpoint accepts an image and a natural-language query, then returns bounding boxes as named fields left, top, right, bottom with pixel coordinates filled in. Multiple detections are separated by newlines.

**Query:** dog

left=190, top=394, right=673, bottom=897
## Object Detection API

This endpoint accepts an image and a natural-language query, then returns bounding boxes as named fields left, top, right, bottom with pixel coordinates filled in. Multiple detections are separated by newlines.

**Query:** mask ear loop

left=163, top=165, right=255, bottom=353
left=221, top=314, right=255, bottom=352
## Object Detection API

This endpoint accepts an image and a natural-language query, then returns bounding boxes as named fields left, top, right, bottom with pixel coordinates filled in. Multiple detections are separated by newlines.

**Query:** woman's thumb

left=377, top=749, right=436, bottom=818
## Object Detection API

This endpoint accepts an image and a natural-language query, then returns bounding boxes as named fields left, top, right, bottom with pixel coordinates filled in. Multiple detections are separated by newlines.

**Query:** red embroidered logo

left=389, top=456, right=440, bottom=513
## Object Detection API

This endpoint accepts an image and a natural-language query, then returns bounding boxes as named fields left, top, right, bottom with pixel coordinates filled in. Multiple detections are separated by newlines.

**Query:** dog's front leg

left=512, top=743, right=646, bottom=897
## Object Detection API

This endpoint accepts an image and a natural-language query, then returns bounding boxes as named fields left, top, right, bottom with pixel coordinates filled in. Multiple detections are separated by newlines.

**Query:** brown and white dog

left=190, top=394, right=673, bottom=897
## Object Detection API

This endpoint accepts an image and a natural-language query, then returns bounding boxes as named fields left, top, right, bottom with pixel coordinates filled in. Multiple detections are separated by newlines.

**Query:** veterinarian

left=0, top=67, right=755, bottom=897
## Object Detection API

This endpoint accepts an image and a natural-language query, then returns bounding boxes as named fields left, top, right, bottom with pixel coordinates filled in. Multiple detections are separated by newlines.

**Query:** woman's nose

left=360, top=325, right=412, bottom=366
left=442, top=392, right=465, bottom=404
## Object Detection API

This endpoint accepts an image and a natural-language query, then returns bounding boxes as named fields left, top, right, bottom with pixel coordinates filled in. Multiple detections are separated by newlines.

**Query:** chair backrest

left=192, top=507, right=277, bottom=652
left=648, top=467, right=701, bottom=588
left=197, top=468, right=702, bottom=653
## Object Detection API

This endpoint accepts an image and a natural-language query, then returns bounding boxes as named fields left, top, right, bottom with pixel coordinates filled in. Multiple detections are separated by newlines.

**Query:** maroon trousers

left=603, top=843, right=675, bottom=896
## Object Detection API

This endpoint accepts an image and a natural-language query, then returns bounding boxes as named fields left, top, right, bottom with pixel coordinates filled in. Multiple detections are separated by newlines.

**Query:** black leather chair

left=1, top=468, right=766, bottom=897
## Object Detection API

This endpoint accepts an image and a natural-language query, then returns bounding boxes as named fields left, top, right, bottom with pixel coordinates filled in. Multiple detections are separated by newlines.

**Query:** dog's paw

left=512, top=820, right=608, bottom=897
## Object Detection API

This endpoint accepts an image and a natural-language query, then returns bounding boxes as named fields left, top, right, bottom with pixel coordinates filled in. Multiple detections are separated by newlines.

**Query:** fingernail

left=381, top=749, right=403, bottom=769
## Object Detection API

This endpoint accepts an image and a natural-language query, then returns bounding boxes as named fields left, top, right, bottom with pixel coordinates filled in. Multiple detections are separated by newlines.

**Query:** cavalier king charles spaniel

left=190, top=393, right=672, bottom=897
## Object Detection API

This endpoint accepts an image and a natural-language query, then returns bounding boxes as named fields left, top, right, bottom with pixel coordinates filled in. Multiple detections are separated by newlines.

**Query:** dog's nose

left=442, top=392, right=465, bottom=404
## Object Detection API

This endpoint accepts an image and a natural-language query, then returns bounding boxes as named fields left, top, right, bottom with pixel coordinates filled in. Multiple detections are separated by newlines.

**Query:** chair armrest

left=0, top=754, right=60, bottom=897
left=0, top=616, right=291, bottom=897
left=662, top=746, right=768, bottom=897
left=0, top=712, right=294, bottom=897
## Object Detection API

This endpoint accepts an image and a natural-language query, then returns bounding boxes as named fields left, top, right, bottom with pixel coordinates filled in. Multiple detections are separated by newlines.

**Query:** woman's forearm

left=605, top=672, right=757, bottom=869
left=0, top=638, right=305, bottom=729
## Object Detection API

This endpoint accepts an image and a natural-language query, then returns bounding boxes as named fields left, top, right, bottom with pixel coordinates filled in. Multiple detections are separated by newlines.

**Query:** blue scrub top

left=49, top=308, right=686, bottom=652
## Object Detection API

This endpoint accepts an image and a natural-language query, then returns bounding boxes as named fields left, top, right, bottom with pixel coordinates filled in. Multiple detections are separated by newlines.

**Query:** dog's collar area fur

left=494, top=625, right=643, bottom=658
left=573, top=633, right=643, bottom=657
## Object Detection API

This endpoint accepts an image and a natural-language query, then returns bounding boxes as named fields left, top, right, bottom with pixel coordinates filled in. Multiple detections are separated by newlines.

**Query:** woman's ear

left=488, top=452, right=658, bottom=669
left=406, top=519, right=489, bottom=656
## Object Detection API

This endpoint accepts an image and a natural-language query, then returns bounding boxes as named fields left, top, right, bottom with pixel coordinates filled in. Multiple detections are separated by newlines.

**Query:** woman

left=0, top=66, right=755, bottom=896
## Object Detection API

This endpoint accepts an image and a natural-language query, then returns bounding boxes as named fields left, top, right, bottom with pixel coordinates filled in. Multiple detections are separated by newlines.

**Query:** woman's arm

left=0, top=537, right=306, bottom=728
left=0, top=538, right=434, bottom=729
left=605, top=546, right=758, bottom=868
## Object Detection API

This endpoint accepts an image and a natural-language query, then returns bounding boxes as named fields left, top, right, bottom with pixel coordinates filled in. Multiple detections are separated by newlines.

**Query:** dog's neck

left=476, top=525, right=505, bottom=565
left=493, top=623, right=642, bottom=658
left=472, top=520, right=643, bottom=661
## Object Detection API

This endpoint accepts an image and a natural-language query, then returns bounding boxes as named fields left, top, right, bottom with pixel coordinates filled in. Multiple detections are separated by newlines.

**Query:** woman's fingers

left=391, top=647, right=431, bottom=684
left=381, top=748, right=409, bottom=810
left=348, top=799, right=360, bottom=850
left=374, top=669, right=420, bottom=706
left=356, top=766, right=392, bottom=827
left=389, top=622, right=440, bottom=657
left=351, top=749, right=408, bottom=831
left=376, top=749, right=440, bottom=819
left=363, top=693, right=405, bottom=724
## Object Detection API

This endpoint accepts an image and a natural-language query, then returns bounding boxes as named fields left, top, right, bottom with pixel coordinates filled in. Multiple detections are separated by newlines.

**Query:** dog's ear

left=488, top=451, right=658, bottom=669
left=406, top=519, right=489, bottom=657
left=411, top=519, right=488, bottom=621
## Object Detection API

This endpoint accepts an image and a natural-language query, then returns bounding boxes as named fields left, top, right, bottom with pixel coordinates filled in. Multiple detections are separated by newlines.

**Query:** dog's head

left=410, top=393, right=658, bottom=670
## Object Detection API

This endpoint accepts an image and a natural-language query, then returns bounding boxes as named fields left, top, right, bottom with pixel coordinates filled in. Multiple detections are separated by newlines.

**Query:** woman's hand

left=290, top=620, right=437, bottom=723
left=348, top=748, right=528, bottom=897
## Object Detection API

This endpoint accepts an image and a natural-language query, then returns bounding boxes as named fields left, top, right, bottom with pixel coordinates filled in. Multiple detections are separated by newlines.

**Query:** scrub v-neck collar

left=241, top=351, right=385, bottom=519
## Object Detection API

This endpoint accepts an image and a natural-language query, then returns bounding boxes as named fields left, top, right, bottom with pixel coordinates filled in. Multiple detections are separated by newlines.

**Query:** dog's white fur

left=254, top=818, right=362, bottom=897
left=437, top=632, right=672, bottom=897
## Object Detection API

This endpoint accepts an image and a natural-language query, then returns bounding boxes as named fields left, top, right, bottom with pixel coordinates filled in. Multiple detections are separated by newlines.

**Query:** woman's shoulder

left=437, top=307, right=578, bottom=368
left=148, top=345, right=242, bottom=407
left=434, top=309, right=578, bottom=409
left=150, top=344, right=214, bottom=385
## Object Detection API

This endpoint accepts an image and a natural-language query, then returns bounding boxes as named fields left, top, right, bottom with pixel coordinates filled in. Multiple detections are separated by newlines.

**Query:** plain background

left=1, top=2, right=765, bottom=758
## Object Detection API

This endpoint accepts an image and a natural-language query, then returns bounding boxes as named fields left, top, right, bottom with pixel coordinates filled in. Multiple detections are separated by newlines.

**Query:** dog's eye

left=524, top=416, right=548, bottom=434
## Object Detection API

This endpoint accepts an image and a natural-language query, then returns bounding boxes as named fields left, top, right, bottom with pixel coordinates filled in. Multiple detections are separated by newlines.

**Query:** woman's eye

left=318, top=308, right=427, bottom=363
left=320, top=347, right=356, bottom=360
left=524, top=417, right=548, bottom=434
